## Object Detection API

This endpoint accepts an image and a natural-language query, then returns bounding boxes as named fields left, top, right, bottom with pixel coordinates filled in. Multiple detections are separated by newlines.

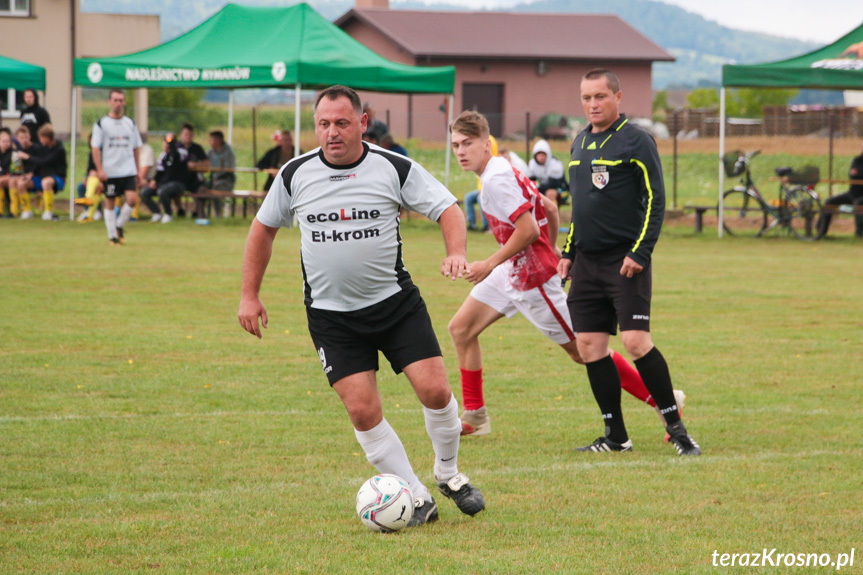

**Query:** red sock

left=611, top=351, right=655, bottom=406
left=460, top=368, right=484, bottom=410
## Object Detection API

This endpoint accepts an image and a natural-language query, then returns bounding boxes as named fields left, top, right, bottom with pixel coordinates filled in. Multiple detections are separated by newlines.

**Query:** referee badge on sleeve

left=591, top=165, right=609, bottom=189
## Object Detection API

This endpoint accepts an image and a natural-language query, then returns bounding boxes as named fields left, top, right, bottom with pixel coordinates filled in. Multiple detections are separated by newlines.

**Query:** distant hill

left=81, top=0, right=824, bottom=90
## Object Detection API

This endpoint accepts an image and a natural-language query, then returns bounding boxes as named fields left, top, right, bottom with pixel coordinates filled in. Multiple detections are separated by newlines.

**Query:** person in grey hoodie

left=527, top=139, right=566, bottom=205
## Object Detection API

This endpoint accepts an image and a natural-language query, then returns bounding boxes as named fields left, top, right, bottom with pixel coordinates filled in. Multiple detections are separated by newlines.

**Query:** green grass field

left=1, top=211, right=861, bottom=573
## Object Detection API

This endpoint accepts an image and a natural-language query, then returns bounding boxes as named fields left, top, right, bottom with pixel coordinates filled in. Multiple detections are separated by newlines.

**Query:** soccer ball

left=355, top=474, right=414, bottom=532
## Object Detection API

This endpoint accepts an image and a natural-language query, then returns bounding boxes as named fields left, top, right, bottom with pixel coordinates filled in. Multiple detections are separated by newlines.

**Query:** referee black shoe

left=575, top=436, right=633, bottom=453
left=116, top=227, right=126, bottom=245
left=437, top=473, right=485, bottom=516
left=666, top=421, right=701, bottom=456
left=407, top=497, right=438, bottom=527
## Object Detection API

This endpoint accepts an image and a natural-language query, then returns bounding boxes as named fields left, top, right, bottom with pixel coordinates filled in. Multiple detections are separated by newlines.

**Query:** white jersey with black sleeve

left=256, top=142, right=458, bottom=312
left=91, top=115, right=143, bottom=178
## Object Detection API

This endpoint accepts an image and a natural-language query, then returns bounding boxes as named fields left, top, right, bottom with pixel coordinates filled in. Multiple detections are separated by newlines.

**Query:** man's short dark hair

left=583, top=68, right=620, bottom=93
left=109, top=89, right=125, bottom=99
left=181, top=123, right=195, bottom=133
left=209, top=130, right=225, bottom=141
left=315, top=85, right=363, bottom=117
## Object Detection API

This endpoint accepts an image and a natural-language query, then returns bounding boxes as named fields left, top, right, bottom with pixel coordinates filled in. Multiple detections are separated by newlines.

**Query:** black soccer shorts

left=306, top=285, right=443, bottom=385
left=104, top=176, right=137, bottom=198
left=566, top=247, right=652, bottom=335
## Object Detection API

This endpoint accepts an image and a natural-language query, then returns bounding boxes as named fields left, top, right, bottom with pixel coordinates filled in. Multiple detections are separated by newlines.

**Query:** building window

left=0, top=0, right=30, bottom=16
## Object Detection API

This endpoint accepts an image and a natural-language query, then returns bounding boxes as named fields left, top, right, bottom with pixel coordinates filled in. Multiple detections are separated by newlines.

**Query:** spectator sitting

left=200, top=130, right=236, bottom=218
left=528, top=139, right=566, bottom=205
left=0, top=128, right=13, bottom=217
left=27, top=123, right=67, bottom=221
left=362, top=102, right=389, bottom=142
left=140, top=133, right=190, bottom=224
left=177, top=123, right=208, bottom=217
left=74, top=132, right=105, bottom=223
left=817, top=140, right=863, bottom=238
left=9, top=125, right=42, bottom=219
left=498, top=145, right=529, bottom=176
left=131, top=138, right=156, bottom=221
left=380, top=133, right=408, bottom=157
left=19, top=88, right=51, bottom=143
left=256, top=129, right=298, bottom=191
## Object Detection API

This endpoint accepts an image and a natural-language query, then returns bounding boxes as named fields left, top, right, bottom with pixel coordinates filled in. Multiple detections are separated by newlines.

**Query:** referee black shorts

left=306, top=285, right=443, bottom=386
left=566, top=246, right=652, bottom=335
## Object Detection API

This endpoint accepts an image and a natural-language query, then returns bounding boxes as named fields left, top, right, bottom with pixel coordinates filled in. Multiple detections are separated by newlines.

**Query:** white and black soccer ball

left=355, top=474, right=414, bottom=532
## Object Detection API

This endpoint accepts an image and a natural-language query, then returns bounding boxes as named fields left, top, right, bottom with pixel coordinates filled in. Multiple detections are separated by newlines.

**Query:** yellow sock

left=18, top=191, right=31, bottom=213
left=85, top=177, right=101, bottom=218
left=85, top=176, right=100, bottom=198
left=10, top=187, right=19, bottom=216
left=43, top=189, right=55, bottom=213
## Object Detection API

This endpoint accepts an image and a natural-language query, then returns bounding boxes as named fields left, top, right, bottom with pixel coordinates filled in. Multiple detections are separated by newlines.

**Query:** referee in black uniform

left=557, top=69, right=700, bottom=456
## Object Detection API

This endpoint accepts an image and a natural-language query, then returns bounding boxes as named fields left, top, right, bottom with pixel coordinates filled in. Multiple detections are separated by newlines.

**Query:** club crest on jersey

left=591, top=166, right=610, bottom=189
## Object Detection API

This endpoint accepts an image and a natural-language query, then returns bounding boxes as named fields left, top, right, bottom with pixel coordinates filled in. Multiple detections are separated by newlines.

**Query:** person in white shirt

left=91, top=90, right=143, bottom=246
left=238, top=85, right=485, bottom=528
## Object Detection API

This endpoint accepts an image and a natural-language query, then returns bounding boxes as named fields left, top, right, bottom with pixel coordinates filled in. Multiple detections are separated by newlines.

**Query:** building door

left=462, top=83, right=503, bottom=137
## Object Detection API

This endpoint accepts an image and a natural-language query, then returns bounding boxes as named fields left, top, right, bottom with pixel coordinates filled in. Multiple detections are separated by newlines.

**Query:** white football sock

left=423, top=394, right=461, bottom=483
left=355, top=419, right=431, bottom=503
left=117, top=203, right=133, bottom=229
left=104, top=208, right=118, bottom=239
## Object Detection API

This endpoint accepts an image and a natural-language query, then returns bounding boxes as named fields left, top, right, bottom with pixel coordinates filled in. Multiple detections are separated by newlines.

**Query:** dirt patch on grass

left=658, top=137, right=860, bottom=157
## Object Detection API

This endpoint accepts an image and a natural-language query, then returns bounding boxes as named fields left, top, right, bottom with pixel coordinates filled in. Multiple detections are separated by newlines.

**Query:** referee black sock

left=633, top=346, right=681, bottom=426
left=584, top=354, right=628, bottom=444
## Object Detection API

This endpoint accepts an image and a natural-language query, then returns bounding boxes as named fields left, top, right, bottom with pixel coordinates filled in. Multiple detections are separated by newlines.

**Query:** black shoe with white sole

left=407, top=497, right=438, bottom=527
left=437, top=473, right=485, bottom=516
left=666, top=421, right=701, bottom=456
left=575, top=436, right=633, bottom=453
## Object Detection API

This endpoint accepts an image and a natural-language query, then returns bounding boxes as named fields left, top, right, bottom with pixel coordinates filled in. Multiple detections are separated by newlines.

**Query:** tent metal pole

left=70, top=87, right=77, bottom=222
left=295, top=84, right=301, bottom=157
left=718, top=88, right=727, bottom=238
left=227, top=89, right=234, bottom=145
left=444, top=94, right=453, bottom=188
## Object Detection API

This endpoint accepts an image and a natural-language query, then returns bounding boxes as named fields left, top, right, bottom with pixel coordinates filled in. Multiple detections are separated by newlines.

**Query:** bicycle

left=719, top=150, right=823, bottom=241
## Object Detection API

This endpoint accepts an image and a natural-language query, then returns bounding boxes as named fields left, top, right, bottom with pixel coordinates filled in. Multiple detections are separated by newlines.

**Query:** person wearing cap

left=257, top=129, right=299, bottom=191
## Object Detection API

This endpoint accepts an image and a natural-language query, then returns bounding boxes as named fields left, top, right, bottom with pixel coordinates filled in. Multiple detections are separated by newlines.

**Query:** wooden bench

left=193, top=189, right=267, bottom=218
left=683, top=205, right=717, bottom=232
left=820, top=204, right=863, bottom=215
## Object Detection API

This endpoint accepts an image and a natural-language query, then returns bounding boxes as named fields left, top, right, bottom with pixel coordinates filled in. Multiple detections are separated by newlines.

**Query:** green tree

left=685, top=87, right=798, bottom=118
left=733, top=88, right=798, bottom=118
left=685, top=88, right=720, bottom=110
left=128, top=88, right=221, bottom=133
left=652, top=90, right=668, bottom=122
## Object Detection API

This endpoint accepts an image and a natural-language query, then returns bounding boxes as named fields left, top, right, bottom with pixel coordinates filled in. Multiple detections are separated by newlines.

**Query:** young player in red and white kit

left=448, top=110, right=680, bottom=442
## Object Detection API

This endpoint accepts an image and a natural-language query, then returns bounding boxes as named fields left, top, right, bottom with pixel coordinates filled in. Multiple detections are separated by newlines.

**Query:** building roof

left=335, top=9, right=674, bottom=62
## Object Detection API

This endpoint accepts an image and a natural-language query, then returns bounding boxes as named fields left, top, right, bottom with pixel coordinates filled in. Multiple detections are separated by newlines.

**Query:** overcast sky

left=408, top=0, right=863, bottom=45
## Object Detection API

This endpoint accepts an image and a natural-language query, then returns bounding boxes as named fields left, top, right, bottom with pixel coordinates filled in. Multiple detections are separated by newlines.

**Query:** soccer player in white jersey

left=91, top=89, right=143, bottom=246
left=238, top=85, right=484, bottom=527
left=448, top=111, right=676, bottom=443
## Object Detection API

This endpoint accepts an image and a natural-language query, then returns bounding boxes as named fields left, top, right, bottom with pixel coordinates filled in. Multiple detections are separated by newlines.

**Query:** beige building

left=336, top=0, right=673, bottom=141
left=0, top=0, right=159, bottom=138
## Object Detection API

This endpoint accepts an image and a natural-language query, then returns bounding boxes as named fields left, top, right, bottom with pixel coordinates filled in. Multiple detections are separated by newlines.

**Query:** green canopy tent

left=70, top=2, right=456, bottom=213
left=717, top=22, right=863, bottom=236
left=0, top=54, right=45, bottom=91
